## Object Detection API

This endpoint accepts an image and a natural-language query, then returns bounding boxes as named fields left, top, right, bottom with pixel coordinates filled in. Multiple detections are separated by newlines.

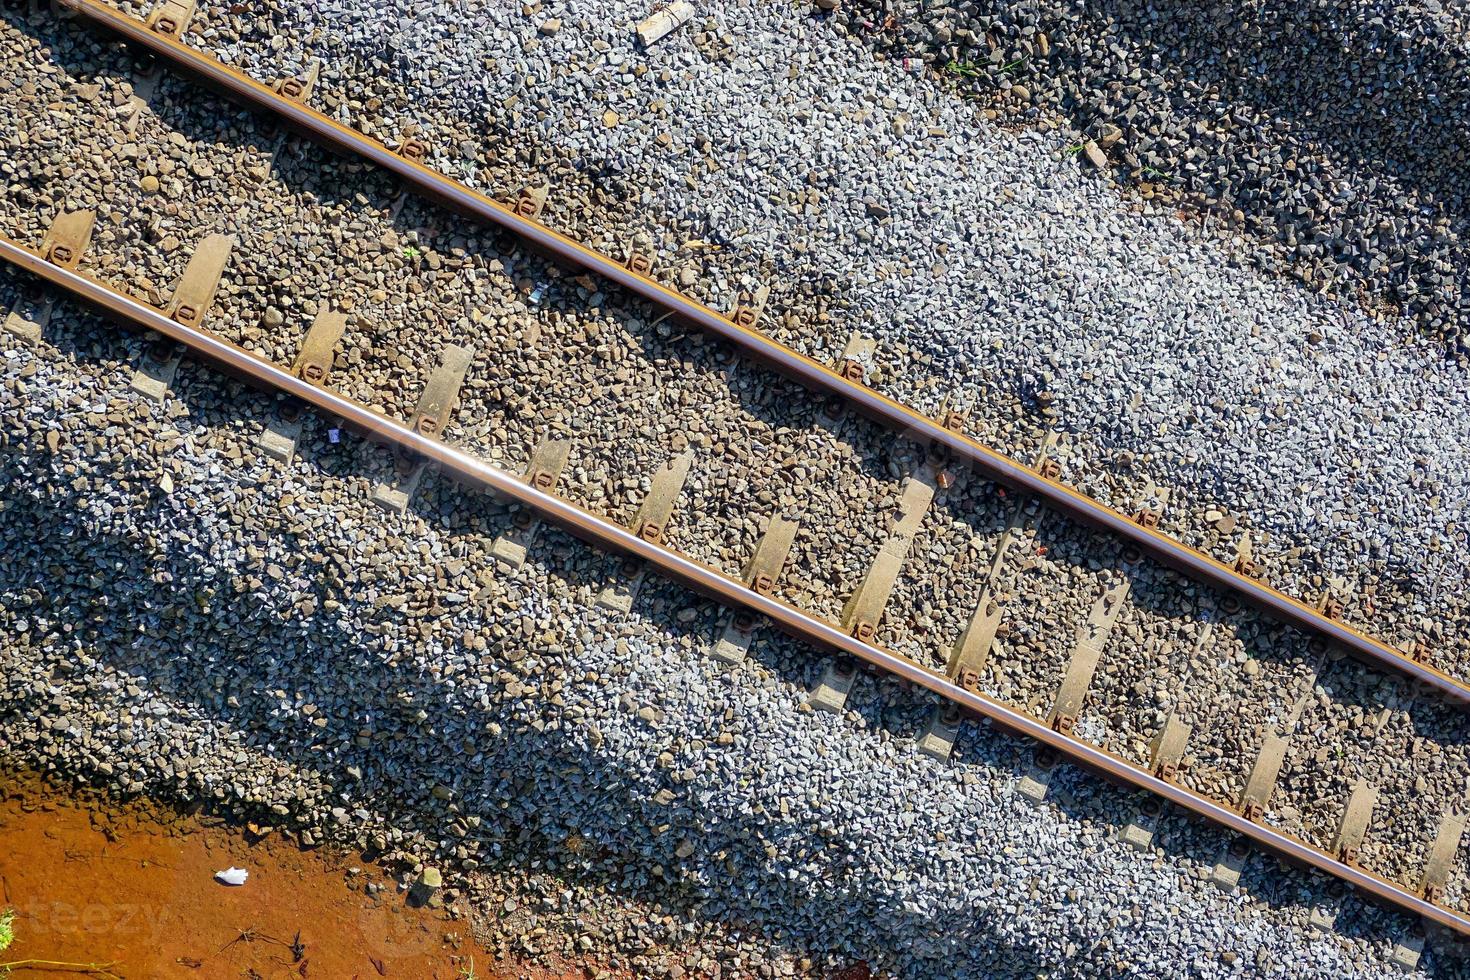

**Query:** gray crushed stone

left=0, top=315, right=1440, bottom=976
left=192, top=0, right=1470, bottom=668
left=843, top=0, right=1470, bottom=346
left=1, top=2, right=1467, bottom=977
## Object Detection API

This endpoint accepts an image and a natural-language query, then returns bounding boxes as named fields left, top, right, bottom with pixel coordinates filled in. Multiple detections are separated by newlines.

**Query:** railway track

left=46, top=0, right=1461, bottom=702
left=3, top=0, right=1470, bottom=962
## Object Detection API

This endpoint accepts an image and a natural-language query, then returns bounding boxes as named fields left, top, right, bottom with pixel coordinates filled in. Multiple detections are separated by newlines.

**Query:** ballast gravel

left=0, top=310, right=1444, bottom=978
left=844, top=0, right=1470, bottom=348
left=176, top=0, right=1470, bottom=672
left=2, top=1, right=1468, bottom=977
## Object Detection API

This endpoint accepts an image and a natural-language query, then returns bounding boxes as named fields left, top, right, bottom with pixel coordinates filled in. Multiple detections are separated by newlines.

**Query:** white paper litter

left=214, top=867, right=249, bottom=886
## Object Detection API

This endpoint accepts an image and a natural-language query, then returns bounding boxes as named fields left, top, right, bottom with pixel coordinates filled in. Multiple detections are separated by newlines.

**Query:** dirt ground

left=0, top=769, right=594, bottom=979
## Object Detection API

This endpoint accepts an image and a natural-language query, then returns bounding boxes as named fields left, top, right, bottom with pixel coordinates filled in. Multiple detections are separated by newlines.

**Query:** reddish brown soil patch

left=0, top=770, right=585, bottom=979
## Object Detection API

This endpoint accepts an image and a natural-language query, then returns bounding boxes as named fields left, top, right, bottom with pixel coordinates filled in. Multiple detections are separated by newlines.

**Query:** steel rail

left=52, top=0, right=1470, bottom=704
left=3, top=233, right=1465, bottom=936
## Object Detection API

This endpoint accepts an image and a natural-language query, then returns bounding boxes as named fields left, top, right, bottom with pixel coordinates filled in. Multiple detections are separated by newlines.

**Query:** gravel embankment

left=162, top=0, right=1470, bottom=675
left=3, top=2, right=1469, bottom=976
left=842, top=0, right=1470, bottom=349
left=0, top=308, right=1440, bottom=977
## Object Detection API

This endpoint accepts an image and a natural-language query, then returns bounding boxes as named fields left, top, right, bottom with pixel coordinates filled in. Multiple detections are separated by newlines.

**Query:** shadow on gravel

left=0, top=9, right=1453, bottom=973
left=849, top=0, right=1469, bottom=338
left=1082, top=2, right=1467, bottom=226
left=0, top=301, right=1058, bottom=976
left=8, top=298, right=1454, bottom=973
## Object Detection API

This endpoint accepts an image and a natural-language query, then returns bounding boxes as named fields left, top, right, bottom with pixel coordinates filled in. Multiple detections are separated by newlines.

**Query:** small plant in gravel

left=402, top=244, right=421, bottom=260
left=458, top=956, right=480, bottom=980
left=0, top=906, right=123, bottom=979
left=943, top=59, right=982, bottom=78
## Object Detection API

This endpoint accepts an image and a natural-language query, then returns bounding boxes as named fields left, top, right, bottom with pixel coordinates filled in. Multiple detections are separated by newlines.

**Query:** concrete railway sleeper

left=4, top=232, right=1470, bottom=950
left=49, top=0, right=1470, bottom=706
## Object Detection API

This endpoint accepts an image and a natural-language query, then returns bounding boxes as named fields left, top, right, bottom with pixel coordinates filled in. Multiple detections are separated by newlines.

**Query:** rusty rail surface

left=52, top=0, right=1470, bottom=705
left=3, top=232, right=1467, bottom=936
